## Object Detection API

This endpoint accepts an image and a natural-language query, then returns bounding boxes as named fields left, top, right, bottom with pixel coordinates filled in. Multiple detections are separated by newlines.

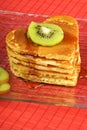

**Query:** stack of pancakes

left=6, top=15, right=81, bottom=87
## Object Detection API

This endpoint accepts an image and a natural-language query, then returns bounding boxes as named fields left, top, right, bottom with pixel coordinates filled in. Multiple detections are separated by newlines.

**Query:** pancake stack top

left=6, top=15, right=81, bottom=87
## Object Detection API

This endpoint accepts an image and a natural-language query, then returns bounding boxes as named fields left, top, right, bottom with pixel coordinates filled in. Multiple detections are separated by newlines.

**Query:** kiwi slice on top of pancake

left=27, top=22, right=64, bottom=46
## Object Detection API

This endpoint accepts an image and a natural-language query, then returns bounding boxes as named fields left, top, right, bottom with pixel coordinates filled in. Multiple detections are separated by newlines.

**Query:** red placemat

left=0, top=0, right=87, bottom=130
left=0, top=101, right=87, bottom=130
left=0, top=0, right=87, bottom=18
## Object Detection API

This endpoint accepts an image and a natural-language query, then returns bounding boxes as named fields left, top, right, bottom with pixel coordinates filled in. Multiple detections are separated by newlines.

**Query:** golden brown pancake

left=7, top=54, right=78, bottom=74
left=10, top=64, right=79, bottom=87
left=7, top=46, right=76, bottom=69
left=6, top=15, right=81, bottom=86
left=9, top=60, right=79, bottom=79
left=6, top=28, right=76, bottom=60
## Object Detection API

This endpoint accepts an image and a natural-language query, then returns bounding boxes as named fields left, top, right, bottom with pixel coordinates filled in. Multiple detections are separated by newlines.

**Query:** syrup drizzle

left=23, top=79, right=44, bottom=89
left=80, top=67, right=87, bottom=79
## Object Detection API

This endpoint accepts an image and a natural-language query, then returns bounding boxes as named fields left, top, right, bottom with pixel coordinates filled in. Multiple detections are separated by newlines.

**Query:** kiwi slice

left=0, top=83, right=11, bottom=94
left=27, top=22, right=64, bottom=46
left=0, top=67, right=9, bottom=84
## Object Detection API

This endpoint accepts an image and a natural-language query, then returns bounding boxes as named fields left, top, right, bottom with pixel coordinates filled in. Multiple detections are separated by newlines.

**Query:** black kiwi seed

left=36, top=25, right=55, bottom=38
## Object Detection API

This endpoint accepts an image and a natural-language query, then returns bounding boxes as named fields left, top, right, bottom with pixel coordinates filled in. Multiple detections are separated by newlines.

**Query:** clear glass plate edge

left=0, top=9, right=87, bottom=21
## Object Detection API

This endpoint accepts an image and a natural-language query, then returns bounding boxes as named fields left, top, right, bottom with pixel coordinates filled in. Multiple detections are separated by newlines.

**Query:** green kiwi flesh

left=0, top=83, right=11, bottom=94
left=27, top=22, right=64, bottom=46
left=0, top=67, right=9, bottom=84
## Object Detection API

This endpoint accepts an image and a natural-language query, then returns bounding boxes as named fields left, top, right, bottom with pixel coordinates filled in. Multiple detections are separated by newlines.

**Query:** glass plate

left=0, top=10, right=87, bottom=108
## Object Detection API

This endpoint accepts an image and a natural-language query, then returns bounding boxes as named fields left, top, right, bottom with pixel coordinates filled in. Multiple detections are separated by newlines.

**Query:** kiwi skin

left=27, top=22, right=64, bottom=46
